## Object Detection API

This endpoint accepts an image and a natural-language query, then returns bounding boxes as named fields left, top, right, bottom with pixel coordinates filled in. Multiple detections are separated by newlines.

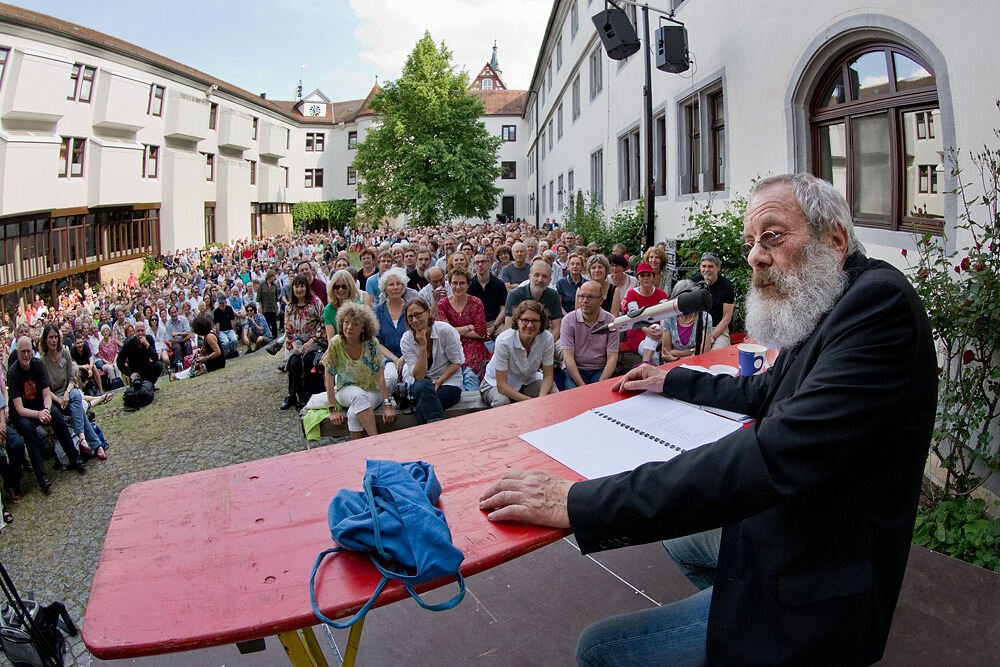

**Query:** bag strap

left=309, top=547, right=388, bottom=629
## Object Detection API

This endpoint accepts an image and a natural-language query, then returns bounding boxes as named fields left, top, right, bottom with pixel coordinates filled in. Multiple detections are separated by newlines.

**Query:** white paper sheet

left=520, top=392, right=744, bottom=479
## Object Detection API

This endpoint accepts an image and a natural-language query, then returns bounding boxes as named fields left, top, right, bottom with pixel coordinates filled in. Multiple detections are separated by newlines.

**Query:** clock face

left=309, top=105, right=322, bottom=117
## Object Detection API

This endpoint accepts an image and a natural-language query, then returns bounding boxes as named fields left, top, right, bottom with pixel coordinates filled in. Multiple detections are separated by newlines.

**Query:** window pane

left=817, top=123, right=847, bottom=197
left=902, top=108, right=944, bottom=219
left=848, top=51, right=890, bottom=101
left=851, top=113, right=892, bottom=218
left=817, top=73, right=846, bottom=109
left=893, top=53, right=934, bottom=91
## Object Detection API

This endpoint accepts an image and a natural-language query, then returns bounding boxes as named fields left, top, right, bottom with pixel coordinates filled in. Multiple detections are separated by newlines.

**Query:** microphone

left=590, top=288, right=712, bottom=334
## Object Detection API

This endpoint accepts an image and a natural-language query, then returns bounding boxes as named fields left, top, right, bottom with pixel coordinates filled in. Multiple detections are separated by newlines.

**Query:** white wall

left=529, top=0, right=1000, bottom=269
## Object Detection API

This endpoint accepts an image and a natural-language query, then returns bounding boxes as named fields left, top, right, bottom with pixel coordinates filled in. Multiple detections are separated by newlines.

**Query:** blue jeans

left=218, top=329, right=238, bottom=355
left=13, top=406, right=81, bottom=486
left=411, top=379, right=461, bottom=425
left=67, top=388, right=102, bottom=451
left=575, top=529, right=720, bottom=666
left=460, top=367, right=480, bottom=392
left=563, top=367, right=605, bottom=390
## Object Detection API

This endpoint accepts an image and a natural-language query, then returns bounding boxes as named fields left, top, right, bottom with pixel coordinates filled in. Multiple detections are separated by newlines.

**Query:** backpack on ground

left=122, top=380, right=154, bottom=409
left=0, top=562, right=77, bottom=667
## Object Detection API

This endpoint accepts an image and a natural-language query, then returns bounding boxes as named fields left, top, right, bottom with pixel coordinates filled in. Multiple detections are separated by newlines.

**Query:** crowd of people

left=0, top=219, right=738, bottom=524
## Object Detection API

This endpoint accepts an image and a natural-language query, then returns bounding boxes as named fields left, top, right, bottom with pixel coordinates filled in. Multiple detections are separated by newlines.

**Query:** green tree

left=353, top=32, right=503, bottom=227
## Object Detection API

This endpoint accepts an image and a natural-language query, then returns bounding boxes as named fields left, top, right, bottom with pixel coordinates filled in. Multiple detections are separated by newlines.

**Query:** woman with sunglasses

left=323, top=269, right=364, bottom=341
left=400, top=298, right=464, bottom=424
left=146, top=312, right=172, bottom=370
left=479, top=299, right=556, bottom=407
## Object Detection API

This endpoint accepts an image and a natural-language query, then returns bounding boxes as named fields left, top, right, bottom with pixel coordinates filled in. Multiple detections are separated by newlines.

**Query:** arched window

left=811, top=43, right=942, bottom=234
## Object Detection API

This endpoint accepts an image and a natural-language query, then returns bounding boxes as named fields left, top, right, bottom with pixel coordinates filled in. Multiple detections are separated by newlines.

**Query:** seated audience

left=0, top=369, right=27, bottom=509
left=323, top=302, right=395, bottom=439
left=468, top=253, right=507, bottom=342
left=213, top=295, right=239, bottom=357
left=561, top=281, right=619, bottom=389
left=281, top=275, right=326, bottom=410
left=661, top=279, right=714, bottom=362
left=242, top=303, right=272, bottom=352
left=480, top=300, right=556, bottom=407
left=585, top=254, right=618, bottom=316
left=622, top=262, right=670, bottom=364
left=146, top=313, right=173, bottom=371
left=436, top=268, right=488, bottom=391
left=165, top=304, right=195, bottom=370
left=400, top=298, right=465, bottom=425
left=556, top=253, right=585, bottom=314
left=39, top=324, right=107, bottom=461
left=8, top=336, right=85, bottom=494
left=70, top=332, right=104, bottom=395
left=190, top=314, right=225, bottom=375
left=117, top=321, right=163, bottom=386
left=504, top=260, right=563, bottom=343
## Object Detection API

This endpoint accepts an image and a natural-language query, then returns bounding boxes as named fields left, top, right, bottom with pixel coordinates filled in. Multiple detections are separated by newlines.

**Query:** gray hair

left=335, top=301, right=379, bottom=341
left=753, top=173, right=863, bottom=255
left=378, top=266, right=410, bottom=293
left=587, top=253, right=611, bottom=274
left=670, top=278, right=698, bottom=299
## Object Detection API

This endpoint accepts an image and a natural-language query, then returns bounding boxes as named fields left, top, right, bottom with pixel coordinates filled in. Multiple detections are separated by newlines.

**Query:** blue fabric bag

left=309, top=459, right=466, bottom=628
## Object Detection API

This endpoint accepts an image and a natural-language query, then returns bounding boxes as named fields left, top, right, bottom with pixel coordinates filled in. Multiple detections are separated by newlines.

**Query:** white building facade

left=526, top=0, right=996, bottom=270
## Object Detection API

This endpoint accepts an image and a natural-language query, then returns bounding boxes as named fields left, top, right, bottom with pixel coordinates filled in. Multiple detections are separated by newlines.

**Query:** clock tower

left=296, top=89, right=332, bottom=119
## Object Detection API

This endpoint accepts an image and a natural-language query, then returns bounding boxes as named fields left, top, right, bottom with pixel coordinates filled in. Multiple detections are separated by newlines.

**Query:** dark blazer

left=568, top=253, right=937, bottom=665
left=116, top=334, right=158, bottom=377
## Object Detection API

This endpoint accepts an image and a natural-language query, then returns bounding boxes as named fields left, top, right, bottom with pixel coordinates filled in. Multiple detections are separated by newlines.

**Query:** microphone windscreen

left=676, top=288, right=712, bottom=315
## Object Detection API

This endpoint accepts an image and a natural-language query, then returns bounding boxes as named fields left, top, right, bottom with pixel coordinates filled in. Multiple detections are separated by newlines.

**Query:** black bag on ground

left=122, top=379, right=154, bottom=409
left=0, top=562, right=76, bottom=667
left=106, top=377, right=124, bottom=391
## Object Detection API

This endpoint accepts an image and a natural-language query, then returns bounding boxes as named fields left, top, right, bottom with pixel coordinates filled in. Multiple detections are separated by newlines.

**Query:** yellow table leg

left=341, top=618, right=365, bottom=667
left=278, top=627, right=330, bottom=667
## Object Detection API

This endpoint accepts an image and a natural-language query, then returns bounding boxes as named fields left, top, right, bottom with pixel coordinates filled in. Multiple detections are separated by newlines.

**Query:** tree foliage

left=292, top=200, right=356, bottom=231
left=677, top=193, right=752, bottom=332
left=564, top=194, right=645, bottom=256
left=353, top=32, right=503, bottom=227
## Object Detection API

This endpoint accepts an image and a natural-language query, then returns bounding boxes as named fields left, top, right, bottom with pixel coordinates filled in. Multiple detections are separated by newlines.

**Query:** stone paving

left=0, top=349, right=342, bottom=666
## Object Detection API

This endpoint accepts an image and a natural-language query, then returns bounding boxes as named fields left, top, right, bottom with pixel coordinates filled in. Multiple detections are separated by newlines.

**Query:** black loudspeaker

left=655, top=25, right=690, bottom=74
left=592, top=9, right=640, bottom=61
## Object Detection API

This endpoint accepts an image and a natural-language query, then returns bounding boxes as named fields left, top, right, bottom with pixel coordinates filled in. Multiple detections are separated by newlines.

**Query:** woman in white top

left=480, top=299, right=556, bottom=407
left=400, top=298, right=464, bottom=425
left=146, top=313, right=172, bottom=370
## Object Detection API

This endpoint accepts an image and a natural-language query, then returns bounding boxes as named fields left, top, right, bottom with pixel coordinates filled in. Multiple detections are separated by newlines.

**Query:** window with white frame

left=549, top=180, right=554, bottom=211
left=570, top=1, right=579, bottom=38
left=347, top=167, right=357, bottom=185
left=548, top=120, right=554, bottom=150
left=541, top=184, right=547, bottom=212
left=558, top=174, right=564, bottom=210
left=540, top=130, right=546, bottom=160
left=482, top=78, right=494, bottom=90
left=147, top=84, right=165, bottom=116
left=547, top=61, right=552, bottom=91
left=591, top=149, right=604, bottom=204
left=589, top=48, right=602, bottom=100
left=556, top=38, right=563, bottom=71
left=618, top=128, right=641, bottom=201
left=203, top=152, right=214, bottom=182
left=528, top=149, right=535, bottom=175
left=557, top=103, right=563, bottom=139
left=572, top=75, right=581, bottom=121
left=502, top=125, right=517, bottom=141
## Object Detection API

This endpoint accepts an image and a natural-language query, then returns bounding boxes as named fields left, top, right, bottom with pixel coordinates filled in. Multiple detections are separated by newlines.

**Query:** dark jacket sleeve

left=569, top=268, right=936, bottom=554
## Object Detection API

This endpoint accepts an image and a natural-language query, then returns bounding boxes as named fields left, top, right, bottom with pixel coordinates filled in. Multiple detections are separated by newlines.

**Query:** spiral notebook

left=520, top=392, right=745, bottom=480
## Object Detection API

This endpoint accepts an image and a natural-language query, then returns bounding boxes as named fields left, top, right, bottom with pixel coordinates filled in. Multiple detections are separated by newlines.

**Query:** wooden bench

left=301, top=390, right=490, bottom=439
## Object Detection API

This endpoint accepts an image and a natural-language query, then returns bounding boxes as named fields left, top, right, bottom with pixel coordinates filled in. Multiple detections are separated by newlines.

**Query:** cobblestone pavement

left=0, top=349, right=344, bottom=666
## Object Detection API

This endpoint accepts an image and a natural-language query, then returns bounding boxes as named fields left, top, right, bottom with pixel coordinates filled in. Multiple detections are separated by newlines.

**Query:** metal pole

left=642, top=4, right=655, bottom=249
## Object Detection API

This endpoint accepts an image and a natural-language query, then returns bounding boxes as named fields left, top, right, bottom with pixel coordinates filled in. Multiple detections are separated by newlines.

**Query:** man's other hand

left=479, top=470, right=573, bottom=528
left=611, top=364, right=668, bottom=394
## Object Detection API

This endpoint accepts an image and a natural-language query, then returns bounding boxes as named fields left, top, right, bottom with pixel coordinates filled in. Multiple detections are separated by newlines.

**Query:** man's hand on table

left=611, top=363, right=668, bottom=394
left=479, top=470, right=573, bottom=528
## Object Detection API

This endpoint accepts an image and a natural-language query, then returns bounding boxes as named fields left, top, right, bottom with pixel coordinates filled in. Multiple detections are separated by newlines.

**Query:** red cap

left=636, top=262, right=655, bottom=275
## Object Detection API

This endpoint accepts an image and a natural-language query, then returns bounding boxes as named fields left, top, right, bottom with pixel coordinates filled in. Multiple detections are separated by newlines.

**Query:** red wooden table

left=83, top=346, right=745, bottom=665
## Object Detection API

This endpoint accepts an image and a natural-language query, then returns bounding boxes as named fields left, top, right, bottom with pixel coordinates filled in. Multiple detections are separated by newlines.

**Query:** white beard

left=745, top=241, right=848, bottom=350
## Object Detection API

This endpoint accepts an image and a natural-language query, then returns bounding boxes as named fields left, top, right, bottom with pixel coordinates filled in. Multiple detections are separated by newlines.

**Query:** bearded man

left=479, top=173, right=937, bottom=665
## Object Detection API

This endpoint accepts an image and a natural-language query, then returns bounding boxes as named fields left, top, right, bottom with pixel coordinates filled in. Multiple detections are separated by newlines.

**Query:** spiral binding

left=591, top=409, right=685, bottom=455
